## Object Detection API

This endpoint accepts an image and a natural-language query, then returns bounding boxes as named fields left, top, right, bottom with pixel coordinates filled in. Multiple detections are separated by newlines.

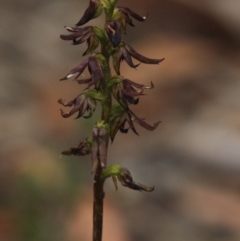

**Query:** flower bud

left=106, top=21, right=121, bottom=47
left=91, top=121, right=109, bottom=173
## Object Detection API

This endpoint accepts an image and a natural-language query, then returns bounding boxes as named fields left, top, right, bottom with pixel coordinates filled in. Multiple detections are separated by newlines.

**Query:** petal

left=126, top=44, right=165, bottom=64
left=122, top=12, right=135, bottom=27
left=109, top=115, right=125, bottom=141
left=60, top=58, right=90, bottom=80
left=126, top=114, right=139, bottom=135
left=106, top=21, right=121, bottom=47
left=76, top=0, right=102, bottom=26
left=122, top=89, right=142, bottom=97
left=112, top=47, right=123, bottom=75
left=88, top=57, right=102, bottom=76
left=125, top=96, right=139, bottom=105
left=112, top=176, right=118, bottom=191
left=75, top=77, right=92, bottom=84
left=60, top=26, right=92, bottom=40
left=76, top=7, right=96, bottom=26
left=122, top=47, right=140, bottom=69
left=118, top=7, right=147, bottom=22
left=75, top=78, right=96, bottom=89
left=75, top=100, right=88, bottom=119
left=126, top=181, right=154, bottom=192
left=123, top=78, right=145, bottom=89
left=117, top=167, right=154, bottom=192
left=59, top=94, right=86, bottom=118
left=58, top=98, right=75, bottom=107
left=64, top=26, right=92, bottom=32
left=133, top=115, right=161, bottom=131
left=71, top=31, right=92, bottom=45
left=119, top=121, right=129, bottom=134
left=83, top=34, right=99, bottom=56
left=88, top=57, right=104, bottom=85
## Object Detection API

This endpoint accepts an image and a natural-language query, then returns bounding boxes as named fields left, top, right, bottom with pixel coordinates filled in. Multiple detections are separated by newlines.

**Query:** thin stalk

left=93, top=165, right=104, bottom=241
left=93, top=53, right=112, bottom=241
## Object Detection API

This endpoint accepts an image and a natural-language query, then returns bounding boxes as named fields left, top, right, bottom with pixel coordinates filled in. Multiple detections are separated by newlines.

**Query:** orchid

left=58, top=1, right=165, bottom=241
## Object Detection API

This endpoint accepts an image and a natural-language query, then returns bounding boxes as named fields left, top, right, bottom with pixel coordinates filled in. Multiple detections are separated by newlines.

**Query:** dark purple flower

left=61, top=138, right=92, bottom=156
left=132, top=113, right=161, bottom=131
left=106, top=21, right=122, bottom=47
left=113, top=43, right=165, bottom=74
left=109, top=109, right=137, bottom=141
left=125, top=44, right=165, bottom=64
left=113, top=6, right=148, bottom=33
left=60, top=56, right=104, bottom=89
left=58, top=93, right=96, bottom=119
left=76, top=0, right=103, bottom=26
left=109, top=105, right=161, bottom=141
left=60, top=26, right=99, bottom=55
left=117, top=6, right=147, bottom=23
left=113, top=78, right=154, bottom=106
left=116, top=167, right=154, bottom=192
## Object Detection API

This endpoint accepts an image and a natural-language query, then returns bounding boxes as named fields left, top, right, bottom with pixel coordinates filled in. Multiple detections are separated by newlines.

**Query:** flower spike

left=58, top=2, right=165, bottom=239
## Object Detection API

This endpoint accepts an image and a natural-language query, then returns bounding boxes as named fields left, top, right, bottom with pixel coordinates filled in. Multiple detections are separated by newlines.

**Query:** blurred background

left=1, top=0, right=240, bottom=241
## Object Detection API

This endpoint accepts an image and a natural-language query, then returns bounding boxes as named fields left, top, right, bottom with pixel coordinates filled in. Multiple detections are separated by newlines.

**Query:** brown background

left=1, top=0, right=240, bottom=241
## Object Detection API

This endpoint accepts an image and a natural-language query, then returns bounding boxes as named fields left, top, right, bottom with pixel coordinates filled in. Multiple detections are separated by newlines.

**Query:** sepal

left=112, top=7, right=147, bottom=33
left=109, top=105, right=161, bottom=141
left=85, top=89, right=105, bottom=101
left=61, top=56, right=104, bottom=89
left=83, top=34, right=99, bottom=55
left=58, top=92, right=97, bottom=119
left=112, top=43, right=164, bottom=74
left=112, top=78, right=154, bottom=106
left=76, top=0, right=103, bottom=26
left=93, top=26, right=108, bottom=45
left=106, top=21, right=121, bottom=47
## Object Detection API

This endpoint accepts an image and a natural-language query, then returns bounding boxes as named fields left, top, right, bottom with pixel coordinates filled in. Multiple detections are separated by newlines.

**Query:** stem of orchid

left=93, top=164, right=104, bottom=241
left=93, top=48, right=112, bottom=241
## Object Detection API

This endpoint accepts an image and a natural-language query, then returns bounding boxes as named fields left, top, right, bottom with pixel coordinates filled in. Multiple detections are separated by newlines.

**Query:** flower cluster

left=59, top=0, right=164, bottom=190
